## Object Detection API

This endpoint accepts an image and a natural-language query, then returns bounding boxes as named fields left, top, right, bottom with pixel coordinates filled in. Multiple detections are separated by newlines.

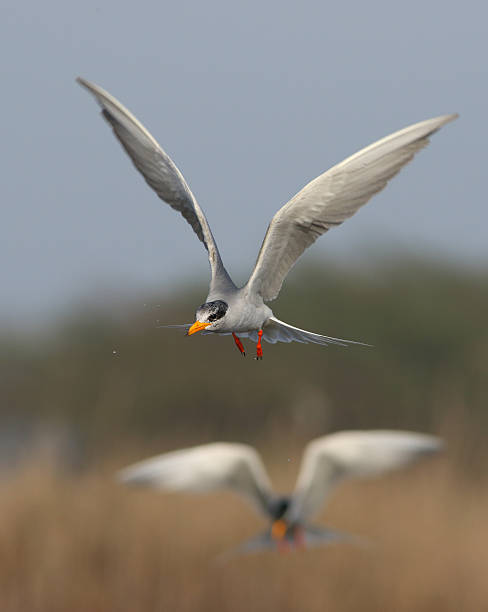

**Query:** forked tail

left=214, top=525, right=369, bottom=564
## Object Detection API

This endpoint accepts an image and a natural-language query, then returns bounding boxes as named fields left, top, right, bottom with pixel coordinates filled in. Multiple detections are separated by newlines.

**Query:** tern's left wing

left=246, top=114, right=457, bottom=302
left=77, top=78, right=234, bottom=294
left=288, top=430, right=442, bottom=523
left=118, top=442, right=274, bottom=517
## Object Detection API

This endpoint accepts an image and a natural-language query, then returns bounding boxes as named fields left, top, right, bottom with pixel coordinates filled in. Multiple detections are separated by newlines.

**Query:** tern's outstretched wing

left=118, top=442, right=273, bottom=517
left=246, top=114, right=457, bottom=301
left=77, top=78, right=234, bottom=294
left=288, top=430, right=442, bottom=522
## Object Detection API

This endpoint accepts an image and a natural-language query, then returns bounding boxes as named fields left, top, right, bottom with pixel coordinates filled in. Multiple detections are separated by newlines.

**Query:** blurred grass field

left=0, top=453, right=487, bottom=611
left=1, top=258, right=488, bottom=610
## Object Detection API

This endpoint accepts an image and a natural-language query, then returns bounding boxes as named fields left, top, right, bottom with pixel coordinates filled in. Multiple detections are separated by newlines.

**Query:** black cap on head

left=197, top=300, right=228, bottom=322
left=268, top=496, right=291, bottom=520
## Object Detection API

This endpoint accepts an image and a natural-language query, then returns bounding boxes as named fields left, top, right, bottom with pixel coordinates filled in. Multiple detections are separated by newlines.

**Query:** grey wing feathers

left=118, top=442, right=273, bottom=517
left=247, top=113, right=458, bottom=301
left=288, top=430, right=442, bottom=522
left=76, top=78, right=233, bottom=293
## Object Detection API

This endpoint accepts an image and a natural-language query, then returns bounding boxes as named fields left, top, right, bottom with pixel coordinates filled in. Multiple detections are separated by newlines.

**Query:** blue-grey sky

left=1, top=0, right=486, bottom=323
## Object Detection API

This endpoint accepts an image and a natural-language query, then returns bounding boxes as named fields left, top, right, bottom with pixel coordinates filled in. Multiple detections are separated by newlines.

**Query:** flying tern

left=77, top=78, right=457, bottom=358
left=119, top=430, right=442, bottom=554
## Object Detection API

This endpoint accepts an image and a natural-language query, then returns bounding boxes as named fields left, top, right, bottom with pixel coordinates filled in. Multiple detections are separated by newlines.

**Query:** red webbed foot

left=232, top=333, right=246, bottom=356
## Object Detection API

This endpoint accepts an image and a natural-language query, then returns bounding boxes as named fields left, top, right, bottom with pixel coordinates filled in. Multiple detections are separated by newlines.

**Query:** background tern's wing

left=288, top=430, right=442, bottom=522
left=118, top=442, right=273, bottom=517
left=246, top=114, right=457, bottom=301
left=77, top=78, right=234, bottom=294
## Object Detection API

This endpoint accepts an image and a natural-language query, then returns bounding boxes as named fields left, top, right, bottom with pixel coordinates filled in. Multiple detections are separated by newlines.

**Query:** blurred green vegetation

left=2, top=257, right=487, bottom=463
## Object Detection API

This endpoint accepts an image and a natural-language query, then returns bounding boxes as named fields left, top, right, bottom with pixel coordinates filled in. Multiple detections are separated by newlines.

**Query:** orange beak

left=187, top=320, right=211, bottom=336
left=271, top=519, right=288, bottom=541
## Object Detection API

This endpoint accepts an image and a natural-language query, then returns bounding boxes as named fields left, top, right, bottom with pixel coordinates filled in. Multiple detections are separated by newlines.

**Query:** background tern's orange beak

left=271, top=519, right=288, bottom=540
left=187, top=321, right=211, bottom=336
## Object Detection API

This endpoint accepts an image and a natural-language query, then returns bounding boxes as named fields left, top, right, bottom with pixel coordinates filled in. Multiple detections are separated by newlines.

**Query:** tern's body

left=77, top=77, right=457, bottom=357
left=119, top=430, right=442, bottom=554
left=207, top=287, right=272, bottom=336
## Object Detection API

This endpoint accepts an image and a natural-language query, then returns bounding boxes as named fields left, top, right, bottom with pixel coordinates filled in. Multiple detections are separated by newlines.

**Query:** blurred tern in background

left=77, top=78, right=457, bottom=359
left=118, top=430, right=442, bottom=554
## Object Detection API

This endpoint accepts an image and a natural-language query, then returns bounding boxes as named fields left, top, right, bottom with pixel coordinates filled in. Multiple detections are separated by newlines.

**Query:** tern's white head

left=187, top=300, right=229, bottom=335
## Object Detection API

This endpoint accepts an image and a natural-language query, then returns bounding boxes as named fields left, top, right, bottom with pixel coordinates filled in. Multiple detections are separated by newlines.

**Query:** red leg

left=255, top=329, right=263, bottom=360
left=232, top=333, right=246, bottom=356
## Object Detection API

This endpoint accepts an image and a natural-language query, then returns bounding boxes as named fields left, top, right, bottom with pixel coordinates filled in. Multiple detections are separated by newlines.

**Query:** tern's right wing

left=77, top=78, right=234, bottom=294
left=118, top=442, right=274, bottom=517
left=246, top=114, right=457, bottom=302
left=288, top=430, right=442, bottom=522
